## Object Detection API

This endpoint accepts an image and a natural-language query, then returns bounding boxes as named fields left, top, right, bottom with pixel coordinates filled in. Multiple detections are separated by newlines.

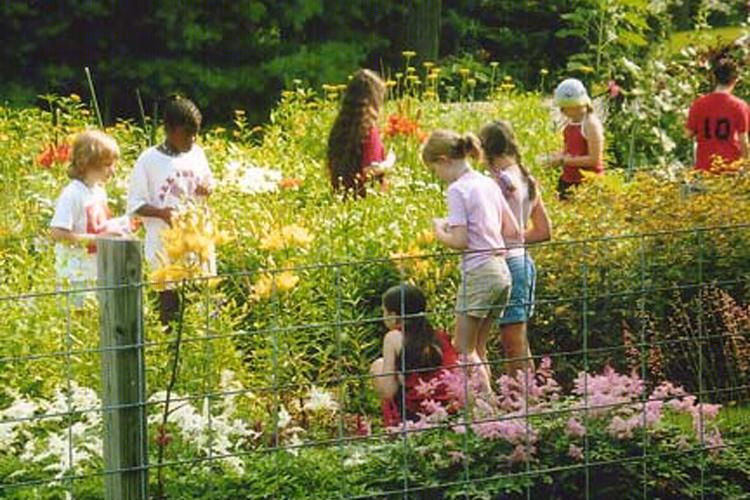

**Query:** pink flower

left=608, top=80, right=621, bottom=98
left=565, top=417, right=586, bottom=438
left=508, top=444, right=534, bottom=463
left=447, top=450, right=468, bottom=464
left=568, top=444, right=584, bottom=461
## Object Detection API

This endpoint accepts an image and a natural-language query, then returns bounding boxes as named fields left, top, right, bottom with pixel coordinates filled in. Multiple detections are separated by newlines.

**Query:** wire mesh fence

left=1, top=225, right=750, bottom=499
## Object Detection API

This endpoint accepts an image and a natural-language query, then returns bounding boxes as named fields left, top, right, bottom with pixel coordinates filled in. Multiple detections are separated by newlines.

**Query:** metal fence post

left=97, top=237, right=148, bottom=500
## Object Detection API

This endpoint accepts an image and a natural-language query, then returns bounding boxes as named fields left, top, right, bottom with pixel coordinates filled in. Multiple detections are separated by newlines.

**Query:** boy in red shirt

left=686, top=57, right=749, bottom=171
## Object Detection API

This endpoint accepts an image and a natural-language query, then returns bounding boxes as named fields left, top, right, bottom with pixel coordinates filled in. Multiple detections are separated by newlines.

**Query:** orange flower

left=279, top=177, right=303, bottom=189
left=36, top=142, right=71, bottom=168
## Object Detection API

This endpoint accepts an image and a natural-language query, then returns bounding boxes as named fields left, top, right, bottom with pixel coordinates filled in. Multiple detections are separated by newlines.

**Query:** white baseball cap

left=554, top=78, right=591, bottom=107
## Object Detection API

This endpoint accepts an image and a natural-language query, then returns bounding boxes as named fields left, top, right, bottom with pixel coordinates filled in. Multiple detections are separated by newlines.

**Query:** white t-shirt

left=126, top=144, right=214, bottom=269
left=445, top=169, right=510, bottom=272
left=493, top=165, right=533, bottom=258
left=50, top=180, right=111, bottom=282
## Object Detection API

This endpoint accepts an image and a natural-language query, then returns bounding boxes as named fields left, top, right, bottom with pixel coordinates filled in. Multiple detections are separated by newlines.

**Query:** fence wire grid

left=1, top=225, right=750, bottom=500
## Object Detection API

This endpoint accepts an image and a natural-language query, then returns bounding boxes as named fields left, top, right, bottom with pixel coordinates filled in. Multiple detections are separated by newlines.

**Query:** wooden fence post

left=97, top=237, right=148, bottom=500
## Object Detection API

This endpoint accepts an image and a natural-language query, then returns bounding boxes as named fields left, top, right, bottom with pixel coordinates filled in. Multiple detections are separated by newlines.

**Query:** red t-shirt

left=561, top=122, right=603, bottom=184
left=687, top=92, right=749, bottom=171
left=381, top=330, right=459, bottom=426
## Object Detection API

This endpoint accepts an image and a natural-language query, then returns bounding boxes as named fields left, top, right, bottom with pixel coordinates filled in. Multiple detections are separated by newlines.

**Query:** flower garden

left=2, top=54, right=750, bottom=498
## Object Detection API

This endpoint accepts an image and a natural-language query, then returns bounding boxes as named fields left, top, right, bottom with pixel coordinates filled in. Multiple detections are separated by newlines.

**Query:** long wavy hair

left=382, top=284, right=442, bottom=373
left=327, top=69, right=385, bottom=198
left=478, top=120, right=537, bottom=202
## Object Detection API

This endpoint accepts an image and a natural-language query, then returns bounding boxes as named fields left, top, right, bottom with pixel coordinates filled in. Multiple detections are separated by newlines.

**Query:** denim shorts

left=497, top=254, right=536, bottom=325
left=455, top=256, right=511, bottom=319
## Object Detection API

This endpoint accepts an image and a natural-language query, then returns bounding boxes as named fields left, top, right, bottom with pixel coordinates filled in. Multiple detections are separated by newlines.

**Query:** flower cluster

left=150, top=202, right=229, bottom=290
left=250, top=270, right=299, bottom=301
left=385, top=113, right=426, bottom=142
left=259, top=224, right=313, bottom=252
left=36, top=142, right=71, bottom=168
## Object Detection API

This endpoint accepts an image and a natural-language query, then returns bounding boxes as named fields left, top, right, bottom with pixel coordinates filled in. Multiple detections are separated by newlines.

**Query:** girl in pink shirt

left=422, top=129, right=520, bottom=392
left=327, top=69, right=390, bottom=199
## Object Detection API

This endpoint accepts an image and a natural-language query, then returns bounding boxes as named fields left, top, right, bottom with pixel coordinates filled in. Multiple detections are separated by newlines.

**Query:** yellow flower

left=402, top=50, right=416, bottom=58
left=459, top=68, right=470, bottom=77
left=251, top=271, right=300, bottom=301
left=416, top=228, right=435, bottom=245
left=260, top=224, right=313, bottom=251
left=423, top=61, right=435, bottom=69
left=259, top=231, right=285, bottom=251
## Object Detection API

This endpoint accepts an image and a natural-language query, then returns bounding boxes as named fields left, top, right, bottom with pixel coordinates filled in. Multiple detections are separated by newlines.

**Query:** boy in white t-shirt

left=126, top=95, right=214, bottom=326
left=50, top=130, right=121, bottom=307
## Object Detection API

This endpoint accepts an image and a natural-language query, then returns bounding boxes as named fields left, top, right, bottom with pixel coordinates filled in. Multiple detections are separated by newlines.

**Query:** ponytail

left=422, top=130, right=482, bottom=164
left=478, top=120, right=538, bottom=202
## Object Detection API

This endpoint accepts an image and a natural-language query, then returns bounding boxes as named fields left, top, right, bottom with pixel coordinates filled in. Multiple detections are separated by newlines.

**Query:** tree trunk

left=405, top=0, right=441, bottom=62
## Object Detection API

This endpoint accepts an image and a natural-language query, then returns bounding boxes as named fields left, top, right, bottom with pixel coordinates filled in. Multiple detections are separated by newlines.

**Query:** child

left=422, top=130, right=521, bottom=392
left=327, top=69, right=391, bottom=199
left=545, top=78, right=604, bottom=199
left=126, top=95, right=214, bottom=326
left=50, top=130, right=120, bottom=306
left=479, top=120, right=551, bottom=375
left=686, top=56, right=749, bottom=172
left=370, top=283, right=458, bottom=426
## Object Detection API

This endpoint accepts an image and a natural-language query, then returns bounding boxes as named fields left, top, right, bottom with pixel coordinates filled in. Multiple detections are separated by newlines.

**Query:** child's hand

left=195, top=183, right=211, bottom=196
left=432, top=217, right=448, bottom=239
left=159, top=207, right=174, bottom=226
left=539, top=152, right=563, bottom=167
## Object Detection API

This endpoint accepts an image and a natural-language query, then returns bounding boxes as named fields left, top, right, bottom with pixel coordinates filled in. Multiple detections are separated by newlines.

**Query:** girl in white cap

left=545, top=78, right=605, bottom=199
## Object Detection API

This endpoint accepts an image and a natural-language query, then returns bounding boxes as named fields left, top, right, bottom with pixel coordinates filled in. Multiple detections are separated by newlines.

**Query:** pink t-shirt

left=445, top=169, right=510, bottom=271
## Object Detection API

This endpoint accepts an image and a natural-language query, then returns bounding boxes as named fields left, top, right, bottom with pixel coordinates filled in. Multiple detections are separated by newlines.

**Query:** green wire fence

left=1, top=225, right=749, bottom=499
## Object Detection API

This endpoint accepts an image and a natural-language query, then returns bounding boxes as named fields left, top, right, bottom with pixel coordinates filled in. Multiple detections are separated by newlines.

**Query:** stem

left=155, top=283, right=186, bottom=500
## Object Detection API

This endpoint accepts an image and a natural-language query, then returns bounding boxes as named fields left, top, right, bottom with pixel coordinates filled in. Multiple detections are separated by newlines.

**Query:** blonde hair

left=421, top=130, right=481, bottom=165
left=68, top=130, right=120, bottom=180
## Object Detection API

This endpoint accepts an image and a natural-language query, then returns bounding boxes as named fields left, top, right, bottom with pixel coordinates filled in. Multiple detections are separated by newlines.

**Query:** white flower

left=226, top=161, right=282, bottom=195
left=303, top=386, right=338, bottom=413
left=277, top=405, right=292, bottom=429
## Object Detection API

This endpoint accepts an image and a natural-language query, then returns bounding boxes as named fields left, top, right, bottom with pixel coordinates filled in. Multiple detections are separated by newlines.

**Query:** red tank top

left=381, top=330, right=459, bottom=426
left=561, top=122, right=603, bottom=184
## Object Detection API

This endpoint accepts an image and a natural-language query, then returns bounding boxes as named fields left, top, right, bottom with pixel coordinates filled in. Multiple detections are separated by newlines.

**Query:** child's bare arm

left=371, top=330, right=403, bottom=399
left=434, top=219, right=468, bottom=249
left=50, top=227, right=91, bottom=245
left=565, top=115, right=604, bottom=169
left=524, top=196, right=552, bottom=244
left=134, top=205, right=173, bottom=226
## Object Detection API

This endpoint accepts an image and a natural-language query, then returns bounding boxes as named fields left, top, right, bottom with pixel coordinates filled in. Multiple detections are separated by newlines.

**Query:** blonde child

left=479, top=120, right=551, bottom=375
left=545, top=78, right=604, bottom=199
left=50, top=130, right=121, bottom=306
left=327, top=68, right=391, bottom=199
left=126, top=95, right=214, bottom=326
left=422, top=130, right=521, bottom=392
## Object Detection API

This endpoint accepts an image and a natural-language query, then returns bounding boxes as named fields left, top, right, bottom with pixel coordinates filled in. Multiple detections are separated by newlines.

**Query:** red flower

left=36, top=142, right=71, bottom=168
left=607, top=80, right=621, bottom=98
left=36, top=144, right=55, bottom=168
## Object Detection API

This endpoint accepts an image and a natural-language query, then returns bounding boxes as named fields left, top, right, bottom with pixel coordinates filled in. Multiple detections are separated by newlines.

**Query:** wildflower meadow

left=2, top=51, right=750, bottom=498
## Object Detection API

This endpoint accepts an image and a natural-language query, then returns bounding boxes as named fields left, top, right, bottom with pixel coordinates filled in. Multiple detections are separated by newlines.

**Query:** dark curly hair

left=163, top=95, right=202, bottom=133
left=326, top=69, right=385, bottom=198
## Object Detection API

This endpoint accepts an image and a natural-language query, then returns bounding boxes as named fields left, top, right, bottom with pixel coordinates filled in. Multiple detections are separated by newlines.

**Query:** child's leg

left=455, top=313, right=492, bottom=393
left=501, top=322, right=533, bottom=375
left=475, top=314, right=499, bottom=384
left=159, top=289, right=180, bottom=328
